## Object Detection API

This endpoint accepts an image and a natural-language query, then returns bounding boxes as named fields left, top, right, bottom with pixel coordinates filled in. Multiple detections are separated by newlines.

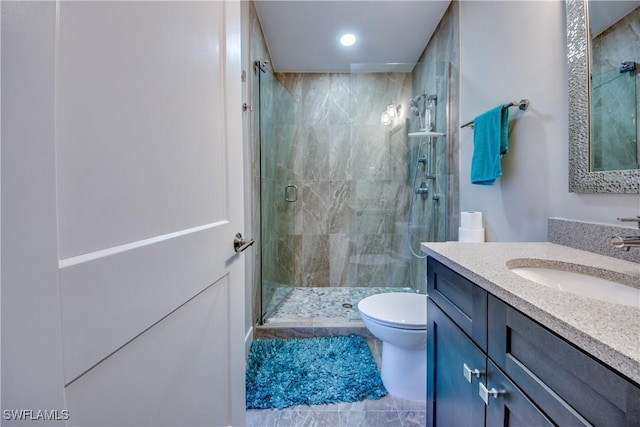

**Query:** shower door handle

left=285, top=184, right=298, bottom=202
left=233, top=233, right=255, bottom=253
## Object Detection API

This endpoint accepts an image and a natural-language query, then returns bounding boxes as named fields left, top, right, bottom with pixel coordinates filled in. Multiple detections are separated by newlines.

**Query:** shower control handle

left=415, top=182, right=429, bottom=201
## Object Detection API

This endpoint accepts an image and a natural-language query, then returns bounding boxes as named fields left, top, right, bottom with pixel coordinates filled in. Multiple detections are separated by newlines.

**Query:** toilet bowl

left=358, top=292, right=427, bottom=401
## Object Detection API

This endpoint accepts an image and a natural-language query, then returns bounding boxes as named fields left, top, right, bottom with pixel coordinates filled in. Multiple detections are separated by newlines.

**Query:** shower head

left=409, top=92, right=438, bottom=132
left=409, top=97, right=421, bottom=116
left=409, top=93, right=426, bottom=116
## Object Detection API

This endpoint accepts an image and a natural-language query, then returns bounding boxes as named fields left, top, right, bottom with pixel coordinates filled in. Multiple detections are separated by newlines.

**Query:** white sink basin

left=509, top=266, right=640, bottom=308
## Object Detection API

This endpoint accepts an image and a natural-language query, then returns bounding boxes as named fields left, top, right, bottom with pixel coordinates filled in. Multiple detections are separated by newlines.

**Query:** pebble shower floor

left=264, top=286, right=414, bottom=324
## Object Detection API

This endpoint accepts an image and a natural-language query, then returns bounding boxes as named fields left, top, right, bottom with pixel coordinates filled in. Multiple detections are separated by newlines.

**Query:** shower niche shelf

left=408, top=131, right=446, bottom=138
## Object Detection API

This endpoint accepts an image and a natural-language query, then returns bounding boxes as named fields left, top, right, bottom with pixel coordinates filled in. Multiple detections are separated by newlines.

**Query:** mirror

left=567, top=0, right=640, bottom=193
left=589, top=1, right=639, bottom=173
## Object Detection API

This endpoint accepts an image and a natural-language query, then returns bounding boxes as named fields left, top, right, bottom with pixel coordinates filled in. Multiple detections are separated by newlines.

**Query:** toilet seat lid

left=358, top=293, right=427, bottom=329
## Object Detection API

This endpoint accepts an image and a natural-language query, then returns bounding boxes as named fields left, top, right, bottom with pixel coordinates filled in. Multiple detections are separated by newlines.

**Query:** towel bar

left=461, top=99, right=529, bottom=129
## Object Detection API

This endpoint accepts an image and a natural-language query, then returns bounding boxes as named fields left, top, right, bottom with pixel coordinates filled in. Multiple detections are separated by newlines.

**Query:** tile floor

left=247, top=287, right=427, bottom=427
left=245, top=394, right=427, bottom=427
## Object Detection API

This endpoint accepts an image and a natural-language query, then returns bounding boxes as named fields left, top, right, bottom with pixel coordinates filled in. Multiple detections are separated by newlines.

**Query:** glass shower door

left=258, top=65, right=296, bottom=323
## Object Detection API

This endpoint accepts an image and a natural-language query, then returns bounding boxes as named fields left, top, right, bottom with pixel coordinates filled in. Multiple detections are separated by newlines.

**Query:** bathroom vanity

left=422, top=242, right=640, bottom=427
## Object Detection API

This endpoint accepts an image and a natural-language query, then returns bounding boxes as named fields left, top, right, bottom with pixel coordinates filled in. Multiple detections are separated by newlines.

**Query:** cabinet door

left=489, top=296, right=640, bottom=426
left=427, top=257, right=488, bottom=351
left=484, top=360, right=555, bottom=427
left=428, top=299, right=485, bottom=427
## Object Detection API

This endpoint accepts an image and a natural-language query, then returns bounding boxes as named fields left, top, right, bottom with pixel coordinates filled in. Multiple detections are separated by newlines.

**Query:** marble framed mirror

left=566, top=0, right=639, bottom=193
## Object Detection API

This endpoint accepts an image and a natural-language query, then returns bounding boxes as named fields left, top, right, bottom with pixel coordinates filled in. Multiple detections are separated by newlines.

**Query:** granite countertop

left=421, top=241, right=640, bottom=385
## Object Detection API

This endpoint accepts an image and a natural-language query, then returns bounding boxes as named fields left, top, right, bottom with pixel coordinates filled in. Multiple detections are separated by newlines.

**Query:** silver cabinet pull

left=233, top=233, right=254, bottom=253
left=479, top=382, right=502, bottom=405
left=285, top=184, right=298, bottom=202
left=463, top=363, right=483, bottom=383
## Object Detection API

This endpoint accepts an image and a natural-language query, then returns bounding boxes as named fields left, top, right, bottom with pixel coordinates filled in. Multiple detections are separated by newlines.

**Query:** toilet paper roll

left=459, top=227, right=485, bottom=242
left=461, top=211, right=483, bottom=229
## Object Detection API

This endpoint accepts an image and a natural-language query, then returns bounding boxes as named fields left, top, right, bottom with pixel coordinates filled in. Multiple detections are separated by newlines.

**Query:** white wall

left=460, top=0, right=639, bottom=242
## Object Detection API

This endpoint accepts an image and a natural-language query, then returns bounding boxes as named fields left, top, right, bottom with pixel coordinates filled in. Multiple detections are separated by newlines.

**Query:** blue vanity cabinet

left=427, top=257, right=553, bottom=427
left=426, top=256, right=640, bottom=427
left=488, top=296, right=640, bottom=426
left=427, top=299, right=553, bottom=427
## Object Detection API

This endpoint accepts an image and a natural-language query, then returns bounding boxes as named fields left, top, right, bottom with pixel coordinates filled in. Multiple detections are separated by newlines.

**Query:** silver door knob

left=233, top=233, right=254, bottom=253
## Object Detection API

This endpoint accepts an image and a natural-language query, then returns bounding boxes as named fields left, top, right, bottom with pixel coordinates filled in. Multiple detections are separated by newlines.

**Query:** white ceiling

left=254, top=0, right=452, bottom=73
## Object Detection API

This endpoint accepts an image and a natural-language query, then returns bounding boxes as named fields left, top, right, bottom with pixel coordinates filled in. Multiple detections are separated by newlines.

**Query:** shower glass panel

left=258, top=66, right=296, bottom=323
left=408, top=61, right=450, bottom=287
left=347, top=62, right=449, bottom=298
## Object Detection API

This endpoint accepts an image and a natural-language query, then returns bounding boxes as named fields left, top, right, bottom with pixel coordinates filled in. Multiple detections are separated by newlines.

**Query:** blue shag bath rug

left=246, top=335, right=387, bottom=409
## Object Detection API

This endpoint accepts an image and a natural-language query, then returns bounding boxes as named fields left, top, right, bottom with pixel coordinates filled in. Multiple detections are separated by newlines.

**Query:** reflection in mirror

left=589, top=1, right=639, bottom=172
left=566, top=0, right=640, bottom=193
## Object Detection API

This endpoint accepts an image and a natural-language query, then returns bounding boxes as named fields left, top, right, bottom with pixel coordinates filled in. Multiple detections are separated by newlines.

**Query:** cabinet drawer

left=427, top=257, right=487, bottom=351
left=488, top=296, right=640, bottom=427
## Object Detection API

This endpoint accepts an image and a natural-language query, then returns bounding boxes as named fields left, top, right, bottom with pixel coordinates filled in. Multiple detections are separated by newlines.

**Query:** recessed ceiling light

left=340, top=33, right=356, bottom=47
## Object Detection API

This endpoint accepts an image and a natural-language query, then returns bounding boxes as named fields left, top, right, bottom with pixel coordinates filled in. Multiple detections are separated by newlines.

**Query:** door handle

left=285, top=184, right=298, bottom=202
left=233, top=233, right=254, bottom=253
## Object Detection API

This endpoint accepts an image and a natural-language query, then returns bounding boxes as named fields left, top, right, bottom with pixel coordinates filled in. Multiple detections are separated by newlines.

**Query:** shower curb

left=254, top=323, right=374, bottom=340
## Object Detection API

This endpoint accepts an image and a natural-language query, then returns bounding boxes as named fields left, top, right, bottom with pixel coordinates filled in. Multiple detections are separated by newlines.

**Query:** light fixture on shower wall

left=381, top=111, right=392, bottom=126
left=387, top=102, right=398, bottom=119
left=381, top=102, right=400, bottom=126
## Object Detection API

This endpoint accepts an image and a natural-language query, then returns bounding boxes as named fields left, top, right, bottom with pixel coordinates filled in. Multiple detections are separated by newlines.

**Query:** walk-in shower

left=254, top=62, right=451, bottom=328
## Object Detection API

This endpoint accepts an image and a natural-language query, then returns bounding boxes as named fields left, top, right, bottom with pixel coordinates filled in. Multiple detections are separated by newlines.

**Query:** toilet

left=358, top=292, right=427, bottom=401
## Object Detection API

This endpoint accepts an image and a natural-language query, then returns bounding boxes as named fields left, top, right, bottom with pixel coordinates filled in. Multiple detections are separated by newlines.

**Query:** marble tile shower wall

left=260, top=71, right=442, bottom=290
left=413, top=0, right=459, bottom=241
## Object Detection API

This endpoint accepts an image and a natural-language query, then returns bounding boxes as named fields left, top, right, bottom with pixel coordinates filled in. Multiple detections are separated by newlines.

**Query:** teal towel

left=471, top=105, right=509, bottom=185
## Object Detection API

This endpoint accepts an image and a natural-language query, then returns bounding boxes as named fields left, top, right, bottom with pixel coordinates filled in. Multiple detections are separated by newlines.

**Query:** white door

left=1, top=1, right=245, bottom=426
